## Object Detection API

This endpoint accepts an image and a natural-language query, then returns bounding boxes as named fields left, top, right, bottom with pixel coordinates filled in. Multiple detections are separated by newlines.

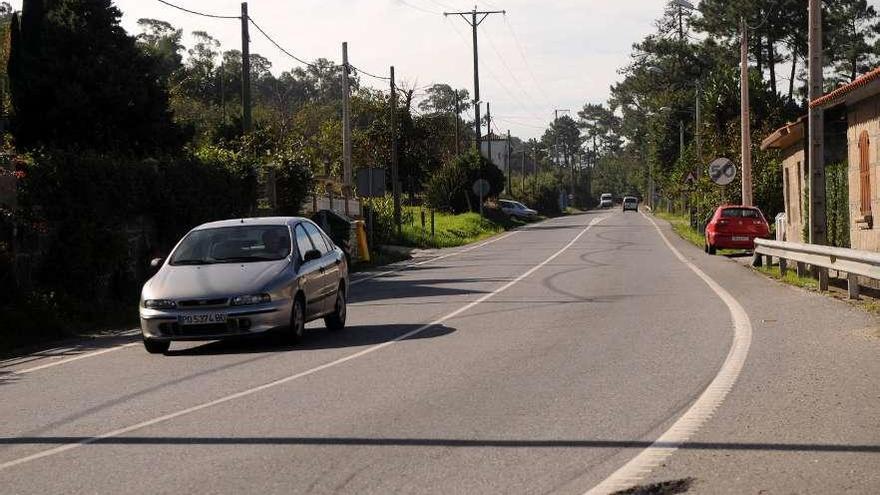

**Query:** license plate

left=732, top=236, right=749, bottom=241
left=178, top=313, right=227, bottom=325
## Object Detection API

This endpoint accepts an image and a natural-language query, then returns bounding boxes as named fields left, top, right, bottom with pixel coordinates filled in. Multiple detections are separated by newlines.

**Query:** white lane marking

left=584, top=213, right=753, bottom=495
left=350, top=230, right=519, bottom=286
left=11, top=343, right=140, bottom=375
left=0, top=216, right=608, bottom=472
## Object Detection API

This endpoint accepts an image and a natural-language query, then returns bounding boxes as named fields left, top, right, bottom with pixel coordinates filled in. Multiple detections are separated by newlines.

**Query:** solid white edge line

left=0, top=215, right=609, bottom=472
left=11, top=343, right=141, bottom=375
left=584, top=212, right=753, bottom=495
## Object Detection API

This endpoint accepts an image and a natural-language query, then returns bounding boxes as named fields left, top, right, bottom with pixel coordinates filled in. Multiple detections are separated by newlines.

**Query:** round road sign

left=708, top=157, right=736, bottom=186
left=472, top=179, right=491, bottom=197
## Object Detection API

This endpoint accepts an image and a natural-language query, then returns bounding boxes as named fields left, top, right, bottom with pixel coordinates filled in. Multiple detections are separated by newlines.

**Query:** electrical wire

left=248, top=17, right=320, bottom=69
left=397, top=0, right=442, bottom=15
left=503, top=16, right=553, bottom=107
left=483, top=28, right=545, bottom=119
left=350, top=64, right=391, bottom=81
left=155, top=0, right=240, bottom=19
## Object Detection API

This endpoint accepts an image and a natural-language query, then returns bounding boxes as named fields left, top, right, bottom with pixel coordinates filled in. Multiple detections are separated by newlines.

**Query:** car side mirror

left=150, top=257, right=164, bottom=268
left=303, top=249, right=321, bottom=262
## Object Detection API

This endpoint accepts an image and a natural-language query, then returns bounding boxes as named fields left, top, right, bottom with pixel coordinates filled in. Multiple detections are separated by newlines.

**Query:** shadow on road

left=2, top=435, right=877, bottom=453
left=348, top=278, right=494, bottom=304
left=164, top=323, right=457, bottom=356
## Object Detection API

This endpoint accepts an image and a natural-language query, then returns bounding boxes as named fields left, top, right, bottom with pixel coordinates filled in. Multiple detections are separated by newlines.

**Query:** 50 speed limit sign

left=708, top=157, right=737, bottom=186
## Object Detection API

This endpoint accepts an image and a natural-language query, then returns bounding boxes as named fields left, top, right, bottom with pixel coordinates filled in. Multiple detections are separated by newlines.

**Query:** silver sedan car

left=139, top=217, right=349, bottom=354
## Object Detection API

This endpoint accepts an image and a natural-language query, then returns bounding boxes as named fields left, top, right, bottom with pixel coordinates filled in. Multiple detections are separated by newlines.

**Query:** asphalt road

left=1, top=210, right=878, bottom=494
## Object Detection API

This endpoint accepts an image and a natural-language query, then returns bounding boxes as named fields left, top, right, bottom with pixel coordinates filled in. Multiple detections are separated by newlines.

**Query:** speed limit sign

left=708, top=157, right=737, bottom=186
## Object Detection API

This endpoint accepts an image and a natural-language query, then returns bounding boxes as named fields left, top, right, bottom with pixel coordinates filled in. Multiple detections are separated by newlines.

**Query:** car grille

left=177, top=298, right=229, bottom=308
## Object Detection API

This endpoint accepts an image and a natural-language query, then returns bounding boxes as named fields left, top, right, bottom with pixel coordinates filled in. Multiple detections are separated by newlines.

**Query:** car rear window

left=721, top=208, right=761, bottom=219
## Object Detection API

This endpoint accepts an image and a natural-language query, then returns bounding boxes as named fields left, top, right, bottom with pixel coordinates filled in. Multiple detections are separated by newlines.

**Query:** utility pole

left=679, top=120, right=685, bottom=161
left=341, top=42, right=352, bottom=216
left=521, top=145, right=526, bottom=195
left=240, top=2, right=252, bottom=134
left=444, top=7, right=505, bottom=151
left=220, top=60, right=227, bottom=125
left=390, top=66, right=401, bottom=235
left=506, top=129, right=512, bottom=194
left=695, top=82, right=702, bottom=163
left=486, top=102, right=493, bottom=163
left=740, top=17, right=753, bottom=206
left=454, top=92, right=461, bottom=155
left=808, top=0, right=827, bottom=244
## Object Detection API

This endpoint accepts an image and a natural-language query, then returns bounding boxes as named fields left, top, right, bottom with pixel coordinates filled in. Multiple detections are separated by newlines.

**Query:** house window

left=859, top=130, right=871, bottom=216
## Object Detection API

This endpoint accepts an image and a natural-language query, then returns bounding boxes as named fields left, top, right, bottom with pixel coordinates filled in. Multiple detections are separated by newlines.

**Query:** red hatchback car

left=704, top=205, right=770, bottom=254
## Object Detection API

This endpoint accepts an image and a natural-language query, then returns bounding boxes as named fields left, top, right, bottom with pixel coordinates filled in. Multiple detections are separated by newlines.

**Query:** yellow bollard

left=355, top=220, right=370, bottom=262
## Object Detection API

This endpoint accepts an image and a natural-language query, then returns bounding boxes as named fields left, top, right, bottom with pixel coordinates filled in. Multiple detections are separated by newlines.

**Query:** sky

left=24, top=0, right=659, bottom=140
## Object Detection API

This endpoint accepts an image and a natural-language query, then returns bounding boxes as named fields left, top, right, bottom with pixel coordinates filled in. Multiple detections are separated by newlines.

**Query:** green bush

left=424, top=151, right=505, bottom=213
left=509, top=170, right=565, bottom=216
left=15, top=147, right=258, bottom=320
left=826, top=162, right=850, bottom=248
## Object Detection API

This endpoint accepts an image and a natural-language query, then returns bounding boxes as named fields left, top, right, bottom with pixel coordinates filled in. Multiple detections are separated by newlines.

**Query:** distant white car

left=599, top=193, right=613, bottom=208
left=622, top=196, right=638, bottom=212
left=499, top=200, right=538, bottom=220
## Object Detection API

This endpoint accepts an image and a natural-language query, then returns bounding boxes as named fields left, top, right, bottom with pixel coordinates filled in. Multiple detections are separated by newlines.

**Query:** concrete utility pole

left=521, top=145, right=526, bottom=195
left=808, top=0, right=827, bottom=244
left=486, top=102, right=493, bottom=163
left=695, top=82, right=702, bottom=163
left=390, top=66, right=401, bottom=235
left=341, top=42, right=352, bottom=216
left=453, top=92, right=461, bottom=155
left=679, top=120, right=685, bottom=162
left=740, top=17, right=753, bottom=206
left=506, top=129, right=512, bottom=194
left=444, top=7, right=505, bottom=151
left=240, top=2, right=252, bottom=133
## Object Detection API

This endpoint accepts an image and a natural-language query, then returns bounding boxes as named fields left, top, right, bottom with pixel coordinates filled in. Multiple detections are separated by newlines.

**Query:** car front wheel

left=325, top=286, right=346, bottom=331
left=289, top=296, right=306, bottom=343
left=143, top=338, right=170, bottom=354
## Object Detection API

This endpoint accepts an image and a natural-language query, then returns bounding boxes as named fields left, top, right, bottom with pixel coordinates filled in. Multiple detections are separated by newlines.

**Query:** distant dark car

left=704, top=205, right=770, bottom=255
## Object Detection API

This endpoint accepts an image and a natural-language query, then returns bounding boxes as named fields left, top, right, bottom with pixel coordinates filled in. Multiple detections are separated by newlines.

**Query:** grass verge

left=396, top=206, right=542, bottom=249
left=755, top=265, right=819, bottom=290
left=654, top=211, right=704, bottom=248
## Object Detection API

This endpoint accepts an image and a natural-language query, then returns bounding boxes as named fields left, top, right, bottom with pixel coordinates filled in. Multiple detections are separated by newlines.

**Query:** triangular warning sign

left=684, top=171, right=696, bottom=184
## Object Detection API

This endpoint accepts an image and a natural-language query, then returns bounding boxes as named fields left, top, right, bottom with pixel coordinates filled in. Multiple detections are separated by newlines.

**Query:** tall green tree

left=9, top=0, right=182, bottom=152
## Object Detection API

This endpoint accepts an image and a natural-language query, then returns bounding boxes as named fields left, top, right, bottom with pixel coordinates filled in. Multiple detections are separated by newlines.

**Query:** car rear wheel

left=289, top=296, right=306, bottom=343
left=143, top=338, right=170, bottom=354
left=325, top=286, right=346, bottom=331
left=706, top=240, right=717, bottom=255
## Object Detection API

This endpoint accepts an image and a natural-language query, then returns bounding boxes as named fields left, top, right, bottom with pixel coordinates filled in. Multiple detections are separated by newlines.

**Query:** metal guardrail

left=752, top=238, right=880, bottom=298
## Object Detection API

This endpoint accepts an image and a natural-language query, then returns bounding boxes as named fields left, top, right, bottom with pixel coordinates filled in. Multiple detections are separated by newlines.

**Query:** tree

left=9, top=0, right=182, bottom=152
left=135, top=18, right=183, bottom=86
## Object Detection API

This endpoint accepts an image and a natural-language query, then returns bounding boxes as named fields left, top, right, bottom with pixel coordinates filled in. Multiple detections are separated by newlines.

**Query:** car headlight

left=231, top=294, right=271, bottom=306
left=143, top=299, right=177, bottom=310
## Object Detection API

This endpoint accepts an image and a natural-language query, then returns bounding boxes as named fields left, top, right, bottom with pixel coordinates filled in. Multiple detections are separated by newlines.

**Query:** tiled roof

left=810, top=66, right=880, bottom=108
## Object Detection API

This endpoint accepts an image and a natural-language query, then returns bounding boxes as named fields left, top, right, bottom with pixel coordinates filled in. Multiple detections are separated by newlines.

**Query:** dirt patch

left=612, top=477, right=695, bottom=495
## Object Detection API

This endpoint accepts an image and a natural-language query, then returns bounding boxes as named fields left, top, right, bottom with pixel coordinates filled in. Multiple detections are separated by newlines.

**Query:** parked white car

left=499, top=200, right=538, bottom=220
left=599, top=193, right=613, bottom=208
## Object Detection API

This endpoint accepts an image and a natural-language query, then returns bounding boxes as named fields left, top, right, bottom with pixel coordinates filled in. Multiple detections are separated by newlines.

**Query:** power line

left=503, top=16, right=553, bottom=107
left=350, top=64, right=391, bottom=81
left=397, top=0, right=442, bottom=15
left=154, top=0, right=240, bottom=20
left=248, top=17, right=322, bottom=69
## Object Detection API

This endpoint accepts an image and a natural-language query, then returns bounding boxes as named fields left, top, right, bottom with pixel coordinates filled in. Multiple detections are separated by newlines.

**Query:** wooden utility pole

left=240, top=2, right=252, bottom=133
left=521, top=146, right=526, bottom=195
left=808, top=0, right=827, bottom=244
left=341, top=42, right=352, bottom=215
left=740, top=17, right=753, bottom=206
left=443, top=7, right=505, bottom=150
left=486, top=102, right=492, bottom=162
left=390, top=66, right=401, bottom=234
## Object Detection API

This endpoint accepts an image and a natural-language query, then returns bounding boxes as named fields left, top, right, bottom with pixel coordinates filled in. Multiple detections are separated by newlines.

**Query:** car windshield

left=721, top=208, right=761, bottom=219
left=169, top=225, right=291, bottom=265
